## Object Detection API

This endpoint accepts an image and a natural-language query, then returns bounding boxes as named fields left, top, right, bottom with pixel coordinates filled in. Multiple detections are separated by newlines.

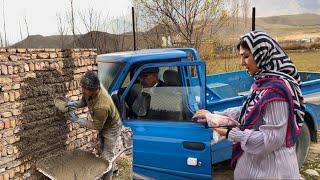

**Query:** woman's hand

left=192, top=109, right=212, bottom=124
left=213, top=128, right=228, bottom=136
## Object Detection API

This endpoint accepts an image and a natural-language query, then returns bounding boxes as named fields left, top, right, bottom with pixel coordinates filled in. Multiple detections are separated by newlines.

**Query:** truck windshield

left=98, top=62, right=123, bottom=90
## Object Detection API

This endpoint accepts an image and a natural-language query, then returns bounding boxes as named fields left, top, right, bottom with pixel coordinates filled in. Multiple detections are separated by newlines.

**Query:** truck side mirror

left=132, top=92, right=151, bottom=116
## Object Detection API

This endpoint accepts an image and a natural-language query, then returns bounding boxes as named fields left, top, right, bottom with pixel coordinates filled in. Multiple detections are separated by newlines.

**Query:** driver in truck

left=138, top=67, right=166, bottom=88
left=67, top=71, right=122, bottom=180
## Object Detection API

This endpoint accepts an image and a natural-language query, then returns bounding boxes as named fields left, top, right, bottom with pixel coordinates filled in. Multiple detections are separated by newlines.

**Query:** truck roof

left=97, top=48, right=188, bottom=63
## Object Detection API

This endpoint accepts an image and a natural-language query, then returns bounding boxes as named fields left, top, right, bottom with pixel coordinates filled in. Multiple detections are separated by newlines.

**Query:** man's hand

left=67, top=101, right=76, bottom=107
left=66, top=101, right=77, bottom=111
left=69, top=112, right=79, bottom=122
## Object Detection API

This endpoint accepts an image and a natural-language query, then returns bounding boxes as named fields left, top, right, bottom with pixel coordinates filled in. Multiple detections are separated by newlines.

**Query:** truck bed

left=206, top=71, right=320, bottom=111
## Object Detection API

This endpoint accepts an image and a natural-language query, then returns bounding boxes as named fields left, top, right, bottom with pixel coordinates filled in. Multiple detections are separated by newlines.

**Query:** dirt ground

left=115, top=140, right=320, bottom=180
left=113, top=155, right=132, bottom=180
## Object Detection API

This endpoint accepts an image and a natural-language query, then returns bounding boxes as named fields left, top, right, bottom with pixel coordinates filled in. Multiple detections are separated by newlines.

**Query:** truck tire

left=296, top=122, right=310, bottom=168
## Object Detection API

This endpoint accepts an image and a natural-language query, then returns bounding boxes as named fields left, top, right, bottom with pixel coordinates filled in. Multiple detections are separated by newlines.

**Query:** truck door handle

left=183, top=141, right=205, bottom=151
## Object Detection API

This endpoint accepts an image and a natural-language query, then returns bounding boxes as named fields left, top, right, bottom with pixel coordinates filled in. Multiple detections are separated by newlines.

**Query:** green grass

left=114, top=155, right=132, bottom=180
left=288, top=50, right=320, bottom=72
left=204, top=50, right=320, bottom=74
left=204, top=55, right=242, bottom=74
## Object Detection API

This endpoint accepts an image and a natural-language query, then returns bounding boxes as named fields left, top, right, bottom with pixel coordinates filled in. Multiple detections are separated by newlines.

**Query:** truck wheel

left=296, top=122, right=310, bottom=168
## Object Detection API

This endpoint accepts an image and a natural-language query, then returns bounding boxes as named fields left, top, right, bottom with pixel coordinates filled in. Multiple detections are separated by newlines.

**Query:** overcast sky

left=1, top=0, right=132, bottom=44
left=252, top=0, right=320, bottom=17
left=1, top=0, right=319, bottom=44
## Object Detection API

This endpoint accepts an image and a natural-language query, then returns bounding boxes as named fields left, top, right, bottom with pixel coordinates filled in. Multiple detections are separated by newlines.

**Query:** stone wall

left=0, top=48, right=111, bottom=179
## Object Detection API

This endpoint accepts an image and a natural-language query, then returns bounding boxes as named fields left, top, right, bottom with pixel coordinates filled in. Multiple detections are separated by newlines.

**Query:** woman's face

left=239, top=46, right=259, bottom=76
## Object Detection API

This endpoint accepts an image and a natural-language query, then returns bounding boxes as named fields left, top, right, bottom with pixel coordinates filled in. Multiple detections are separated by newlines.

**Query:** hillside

left=212, top=13, right=320, bottom=43
left=10, top=13, right=320, bottom=51
left=12, top=35, right=76, bottom=48
left=257, top=13, right=320, bottom=26
left=256, top=14, right=320, bottom=41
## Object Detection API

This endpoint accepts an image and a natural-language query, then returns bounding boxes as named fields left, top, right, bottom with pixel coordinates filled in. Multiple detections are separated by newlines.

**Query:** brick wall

left=0, top=48, right=128, bottom=179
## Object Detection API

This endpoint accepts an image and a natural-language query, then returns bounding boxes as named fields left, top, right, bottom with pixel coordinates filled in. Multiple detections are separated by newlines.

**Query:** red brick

left=1, top=112, right=12, bottom=118
left=3, top=173, right=9, bottom=180
left=15, top=166, right=20, bottom=173
left=4, top=119, right=10, bottom=129
left=0, top=121, right=4, bottom=129
left=1, top=65, right=7, bottom=75
left=3, top=93, right=9, bottom=102
left=9, top=92, right=15, bottom=102
left=15, top=119, right=22, bottom=126
left=10, top=119, right=16, bottom=128
left=7, top=66, right=13, bottom=75
left=12, top=84, right=20, bottom=90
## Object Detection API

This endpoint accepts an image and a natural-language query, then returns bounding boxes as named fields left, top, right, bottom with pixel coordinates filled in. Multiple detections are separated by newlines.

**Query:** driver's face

left=139, top=73, right=158, bottom=88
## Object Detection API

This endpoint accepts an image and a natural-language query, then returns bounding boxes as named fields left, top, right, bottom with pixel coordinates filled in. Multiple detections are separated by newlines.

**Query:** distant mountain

left=257, top=13, right=320, bottom=26
left=11, top=13, right=320, bottom=51
left=11, top=30, right=163, bottom=54
left=12, top=34, right=76, bottom=49
left=255, top=13, right=320, bottom=41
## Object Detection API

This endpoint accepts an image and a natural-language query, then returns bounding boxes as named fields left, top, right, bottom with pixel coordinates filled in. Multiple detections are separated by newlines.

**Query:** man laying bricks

left=67, top=71, right=122, bottom=180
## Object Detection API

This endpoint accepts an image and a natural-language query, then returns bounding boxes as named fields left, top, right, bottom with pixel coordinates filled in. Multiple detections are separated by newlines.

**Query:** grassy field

left=204, top=50, right=320, bottom=74
left=288, top=50, right=320, bottom=72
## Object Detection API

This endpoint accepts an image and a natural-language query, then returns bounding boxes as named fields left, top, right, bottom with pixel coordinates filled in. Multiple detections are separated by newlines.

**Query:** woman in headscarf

left=193, top=31, right=305, bottom=179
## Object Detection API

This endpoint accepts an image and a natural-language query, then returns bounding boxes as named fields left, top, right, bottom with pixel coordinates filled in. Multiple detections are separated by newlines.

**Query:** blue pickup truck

left=97, top=48, right=320, bottom=179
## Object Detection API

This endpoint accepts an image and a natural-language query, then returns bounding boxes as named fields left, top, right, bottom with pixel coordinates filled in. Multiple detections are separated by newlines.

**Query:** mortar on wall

left=0, top=48, right=131, bottom=179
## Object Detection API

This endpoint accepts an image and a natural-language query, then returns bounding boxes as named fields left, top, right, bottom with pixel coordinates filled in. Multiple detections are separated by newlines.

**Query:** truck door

left=120, top=61, right=212, bottom=179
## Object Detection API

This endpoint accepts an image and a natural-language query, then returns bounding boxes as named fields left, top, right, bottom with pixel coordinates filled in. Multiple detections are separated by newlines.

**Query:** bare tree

left=24, top=15, right=30, bottom=37
left=109, top=15, right=131, bottom=51
left=19, top=21, right=24, bottom=41
left=23, top=15, right=30, bottom=48
left=2, top=0, right=7, bottom=47
left=56, top=13, right=68, bottom=49
left=78, top=8, right=101, bottom=49
left=135, top=6, right=167, bottom=49
left=0, top=33, right=3, bottom=47
left=78, top=7, right=110, bottom=53
left=69, top=0, right=76, bottom=47
left=17, top=21, right=26, bottom=48
left=242, top=0, right=250, bottom=31
left=136, top=0, right=229, bottom=49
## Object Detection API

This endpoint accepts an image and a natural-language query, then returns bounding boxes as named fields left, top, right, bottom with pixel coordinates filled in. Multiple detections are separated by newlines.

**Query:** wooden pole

left=132, top=7, right=137, bottom=50
left=252, top=7, right=256, bottom=31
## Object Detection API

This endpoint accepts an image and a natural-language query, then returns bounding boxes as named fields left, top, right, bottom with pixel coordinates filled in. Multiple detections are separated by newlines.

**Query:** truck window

left=182, top=65, right=202, bottom=112
left=121, top=72, right=131, bottom=88
left=98, top=62, right=123, bottom=91
left=124, top=64, right=202, bottom=122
